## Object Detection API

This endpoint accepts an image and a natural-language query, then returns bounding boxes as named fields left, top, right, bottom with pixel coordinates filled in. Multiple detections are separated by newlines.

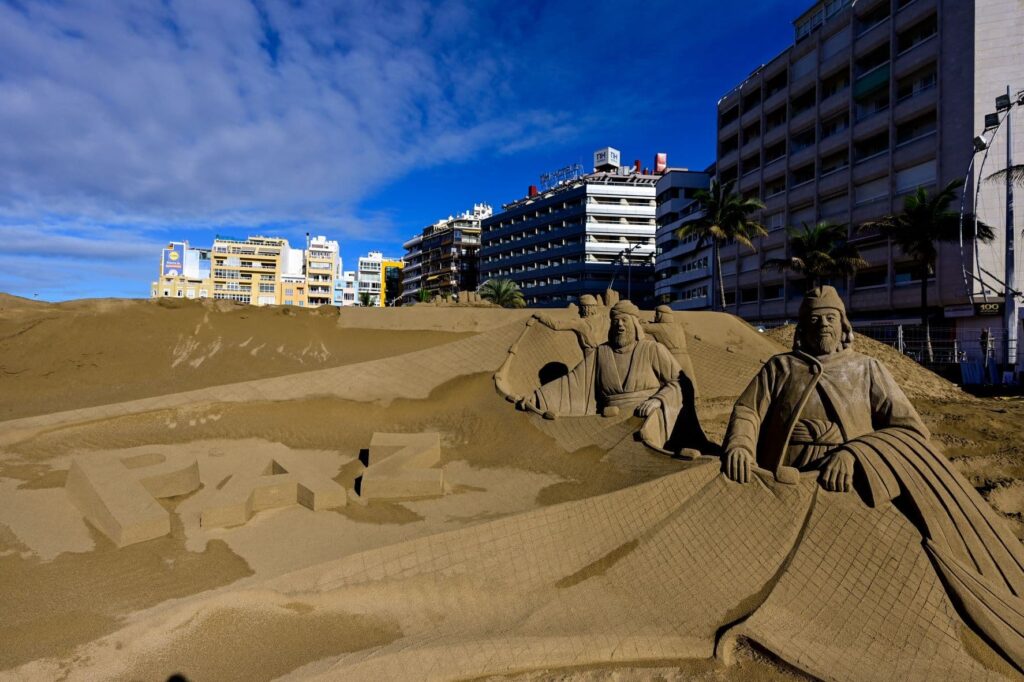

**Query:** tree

left=676, top=179, right=767, bottom=311
left=762, top=221, right=867, bottom=290
left=417, top=289, right=431, bottom=303
left=862, top=180, right=994, bottom=362
left=478, top=278, right=526, bottom=308
left=358, top=291, right=373, bottom=307
left=987, top=164, right=1024, bottom=189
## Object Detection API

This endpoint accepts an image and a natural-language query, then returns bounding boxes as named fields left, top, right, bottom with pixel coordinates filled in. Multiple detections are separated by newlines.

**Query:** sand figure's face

left=580, top=304, right=598, bottom=319
left=801, top=307, right=843, bottom=356
left=610, top=313, right=636, bottom=349
left=654, top=310, right=672, bottom=324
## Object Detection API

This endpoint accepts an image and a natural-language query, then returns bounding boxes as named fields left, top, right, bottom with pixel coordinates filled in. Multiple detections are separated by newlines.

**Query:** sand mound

left=2, top=298, right=1022, bottom=681
left=0, top=296, right=471, bottom=420
left=764, top=325, right=968, bottom=401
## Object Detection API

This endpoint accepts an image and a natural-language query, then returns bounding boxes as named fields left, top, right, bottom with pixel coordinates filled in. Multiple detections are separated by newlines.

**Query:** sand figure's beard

left=611, top=329, right=632, bottom=349
left=803, top=330, right=840, bottom=356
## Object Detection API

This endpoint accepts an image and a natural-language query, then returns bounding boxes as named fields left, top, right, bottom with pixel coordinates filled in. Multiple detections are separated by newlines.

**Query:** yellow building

left=210, top=236, right=290, bottom=306
left=150, top=241, right=213, bottom=301
left=357, top=251, right=404, bottom=306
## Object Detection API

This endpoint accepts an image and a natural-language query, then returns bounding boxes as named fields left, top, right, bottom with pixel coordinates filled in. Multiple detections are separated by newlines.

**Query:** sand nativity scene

left=1, top=287, right=1023, bottom=681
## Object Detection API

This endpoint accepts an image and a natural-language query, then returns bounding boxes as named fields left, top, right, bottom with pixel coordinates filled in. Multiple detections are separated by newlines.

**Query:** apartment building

left=357, top=251, right=404, bottom=307
left=209, top=235, right=290, bottom=305
left=654, top=169, right=713, bottom=308
left=150, top=241, right=212, bottom=300
left=334, top=270, right=358, bottom=307
left=304, top=235, right=340, bottom=307
left=479, top=148, right=659, bottom=308
left=711, top=0, right=1022, bottom=347
left=401, top=204, right=492, bottom=303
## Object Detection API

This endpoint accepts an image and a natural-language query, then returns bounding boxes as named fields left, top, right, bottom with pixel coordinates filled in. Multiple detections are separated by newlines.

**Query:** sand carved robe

left=726, top=348, right=1024, bottom=671
left=529, top=336, right=682, bottom=449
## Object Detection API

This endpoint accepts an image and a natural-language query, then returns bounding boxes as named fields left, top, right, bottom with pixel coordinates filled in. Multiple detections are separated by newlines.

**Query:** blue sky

left=0, top=0, right=811, bottom=300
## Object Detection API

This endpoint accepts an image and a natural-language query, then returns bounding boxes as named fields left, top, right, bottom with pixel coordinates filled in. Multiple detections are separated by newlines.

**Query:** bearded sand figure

left=724, top=285, right=1024, bottom=670
left=516, top=300, right=684, bottom=450
left=532, top=294, right=610, bottom=353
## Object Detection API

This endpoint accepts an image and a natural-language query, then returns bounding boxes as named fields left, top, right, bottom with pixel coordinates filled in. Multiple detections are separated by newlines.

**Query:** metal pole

left=1005, top=86, right=1018, bottom=368
left=626, top=248, right=632, bottom=301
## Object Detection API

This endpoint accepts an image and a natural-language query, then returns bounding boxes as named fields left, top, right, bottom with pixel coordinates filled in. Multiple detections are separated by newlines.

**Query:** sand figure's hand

left=634, top=398, right=660, bottom=418
left=821, top=448, right=855, bottom=492
left=725, top=448, right=754, bottom=483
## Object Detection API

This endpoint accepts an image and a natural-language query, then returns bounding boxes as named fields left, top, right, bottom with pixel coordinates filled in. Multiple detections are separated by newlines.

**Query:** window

left=792, top=52, right=816, bottom=81
left=720, top=135, right=739, bottom=154
left=821, top=69, right=850, bottom=98
left=790, top=87, right=816, bottom=116
left=820, top=193, right=849, bottom=218
left=896, top=65, right=937, bottom=101
left=763, top=284, right=783, bottom=300
left=791, top=163, right=815, bottom=186
left=820, top=113, right=849, bottom=138
left=854, top=44, right=890, bottom=77
left=895, top=159, right=937, bottom=193
left=855, top=177, right=889, bottom=204
left=742, top=152, right=761, bottom=174
left=766, top=212, right=786, bottom=231
left=855, top=266, right=887, bottom=288
left=740, top=287, right=759, bottom=303
left=856, top=2, right=890, bottom=35
left=742, top=121, right=761, bottom=145
left=724, top=291, right=737, bottom=305
left=896, top=111, right=937, bottom=145
left=766, top=176, right=786, bottom=197
left=821, top=150, right=849, bottom=175
left=720, top=104, right=739, bottom=126
left=895, top=262, right=931, bottom=285
left=176, top=289, right=183, bottom=297
left=766, top=106, right=787, bottom=131
left=897, top=14, right=937, bottom=53
left=765, top=141, right=787, bottom=164
left=791, top=128, right=816, bottom=153
left=742, top=89, right=761, bottom=112
left=765, top=71, right=788, bottom=97
left=854, top=132, right=888, bottom=161
left=821, top=28, right=850, bottom=61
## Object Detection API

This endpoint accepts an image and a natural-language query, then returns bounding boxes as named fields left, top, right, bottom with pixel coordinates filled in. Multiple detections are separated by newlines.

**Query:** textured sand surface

left=1, top=295, right=1022, bottom=681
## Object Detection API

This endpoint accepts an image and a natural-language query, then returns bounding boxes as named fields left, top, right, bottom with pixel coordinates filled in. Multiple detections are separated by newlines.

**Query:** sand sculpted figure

left=517, top=300, right=683, bottom=449
left=724, top=285, right=1024, bottom=669
left=531, top=294, right=609, bottom=353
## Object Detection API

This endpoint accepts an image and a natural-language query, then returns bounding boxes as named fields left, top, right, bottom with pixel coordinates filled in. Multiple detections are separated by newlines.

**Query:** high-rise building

left=401, top=204, right=492, bottom=303
left=479, top=148, right=660, bottom=308
left=150, top=241, right=212, bottom=300
left=711, top=0, right=1023, bottom=352
left=654, top=168, right=713, bottom=308
left=356, top=251, right=404, bottom=307
left=209, top=235, right=290, bottom=306
left=304, top=235, right=340, bottom=307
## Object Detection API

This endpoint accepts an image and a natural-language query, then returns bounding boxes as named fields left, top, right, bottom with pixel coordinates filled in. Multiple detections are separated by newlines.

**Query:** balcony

left=895, top=0, right=937, bottom=32
left=819, top=127, right=851, bottom=156
left=819, top=52, right=850, bottom=83
left=819, top=89, right=851, bottom=119
left=763, top=88, right=788, bottom=114
left=852, top=152, right=890, bottom=183
left=893, top=86, right=937, bottom=123
left=853, top=109, right=890, bottom=138
left=718, top=148, right=739, bottom=169
left=740, top=137, right=761, bottom=158
left=741, top=107, right=761, bottom=127
left=739, top=171, right=761, bottom=193
left=851, top=196, right=892, bottom=226
left=893, top=134, right=936, bottom=168
left=718, top=117, right=740, bottom=140
left=763, top=123, right=788, bottom=147
left=787, top=179, right=816, bottom=205
left=819, top=167, right=851, bottom=195
left=853, top=18, right=891, bottom=58
left=789, top=107, right=817, bottom=133
left=893, top=34, right=938, bottom=79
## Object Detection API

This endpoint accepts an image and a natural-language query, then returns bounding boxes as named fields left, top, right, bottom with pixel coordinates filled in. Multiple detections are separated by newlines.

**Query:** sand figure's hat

left=579, top=294, right=598, bottom=306
left=611, top=300, right=641, bottom=318
left=799, top=286, right=846, bottom=317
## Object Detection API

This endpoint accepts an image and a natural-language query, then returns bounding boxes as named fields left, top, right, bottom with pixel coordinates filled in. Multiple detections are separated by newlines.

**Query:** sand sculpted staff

left=517, top=300, right=683, bottom=449
left=724, top=285, right=1024, bottom=669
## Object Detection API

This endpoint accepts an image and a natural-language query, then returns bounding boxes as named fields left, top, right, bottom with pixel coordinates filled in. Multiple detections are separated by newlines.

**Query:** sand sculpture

left=532, top=294, right=610, bottom=353
left=357, top=432, right=445, bottom=500
left=7, top=294, right=1024, bottom=680
left=512, top=300, right=686, bottom=452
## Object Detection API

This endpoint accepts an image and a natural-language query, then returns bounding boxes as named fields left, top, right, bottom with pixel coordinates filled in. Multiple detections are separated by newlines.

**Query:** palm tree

left=762, top=221, right=867, bottom=290
left=417, top=288, right=431, bottom=303
left=676, top=179, right=767, bottom=311
left=987, top=164, right=1024, bottom=189
left=358, top=291, right=373, bottom=307
left=862, top=180, right=994, bottom=363
left=478, top=278, right=526, bottom=308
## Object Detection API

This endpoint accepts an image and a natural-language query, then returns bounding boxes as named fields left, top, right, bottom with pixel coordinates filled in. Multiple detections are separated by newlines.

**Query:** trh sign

left=975, top=301, right=1004, bottom=316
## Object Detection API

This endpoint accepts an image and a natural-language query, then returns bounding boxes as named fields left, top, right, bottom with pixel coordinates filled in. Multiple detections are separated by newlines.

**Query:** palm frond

left=986, top=164, right=1024, bottom=187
